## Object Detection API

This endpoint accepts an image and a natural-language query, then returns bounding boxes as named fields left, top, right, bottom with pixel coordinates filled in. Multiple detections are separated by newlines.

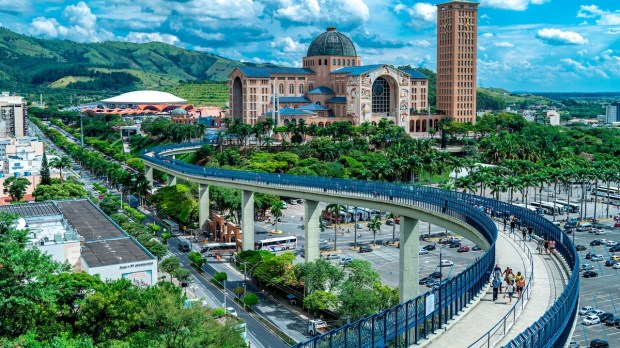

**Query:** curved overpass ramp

left=142, top=143, right=579, bottom=347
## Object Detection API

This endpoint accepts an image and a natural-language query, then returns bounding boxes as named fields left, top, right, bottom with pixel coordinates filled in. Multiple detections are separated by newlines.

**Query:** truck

left=308, top=319, right=333, bottom=336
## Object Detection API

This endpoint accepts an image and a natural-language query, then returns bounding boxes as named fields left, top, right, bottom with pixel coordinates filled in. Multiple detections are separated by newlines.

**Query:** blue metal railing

left=142, top=142, right=579, bottom=348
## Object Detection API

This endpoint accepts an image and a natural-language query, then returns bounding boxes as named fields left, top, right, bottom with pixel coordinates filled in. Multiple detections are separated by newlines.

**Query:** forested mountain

left=0, top=27, right=266, bottom=106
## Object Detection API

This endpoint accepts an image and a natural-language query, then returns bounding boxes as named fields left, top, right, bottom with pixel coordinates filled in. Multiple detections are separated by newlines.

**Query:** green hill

left=0, top=27, right=265, bottom=107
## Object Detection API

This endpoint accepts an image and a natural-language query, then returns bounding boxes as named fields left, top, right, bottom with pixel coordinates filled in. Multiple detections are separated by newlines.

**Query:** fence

left=142, top=142, right=579, bottom=348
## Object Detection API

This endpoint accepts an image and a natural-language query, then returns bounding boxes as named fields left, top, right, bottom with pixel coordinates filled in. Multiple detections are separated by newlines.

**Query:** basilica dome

left=307, top=27, right=357, bottom=57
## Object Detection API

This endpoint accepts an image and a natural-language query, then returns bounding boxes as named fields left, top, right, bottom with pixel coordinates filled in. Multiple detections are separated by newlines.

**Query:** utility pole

left=80, top=113, right=84, bottom=147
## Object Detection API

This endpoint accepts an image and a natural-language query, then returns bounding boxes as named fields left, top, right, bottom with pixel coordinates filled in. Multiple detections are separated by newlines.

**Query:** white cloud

left=480, top=14, right=490, bottom=19
left=480, top=0, right=548, bottom=11
left=270, top=37, right=304, bottom=53
left=494, top=41, right=514, bottom=47
left=28, top=1, right=113, bottom=42
left=577, top=5, right=604, bottom=18
left=577, top=49, right=587, bottom=56
left=479, top=46, right=486, bottom=51
left=30, top=17, right=67, bottom=38
left=598, top=13, right=620, bottom=26
left=173, top=0, right=257, bottom=21
left=394, top=2, right=436, bottom=29
left=124, top=32, right=180, bottom=45
left=273, top=0, right=370, bottom=28
left=536, top=28, right=588, bottom=45
left=63, top=1, right=96, bottom=30
left=411, top=39, right=431, bottom=47
left=481, top=32, right=494, bottom=38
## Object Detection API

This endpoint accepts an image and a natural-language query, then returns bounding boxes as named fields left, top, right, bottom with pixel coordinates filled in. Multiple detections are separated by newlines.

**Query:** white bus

left=513, top=204, right=544, bottom=215
left=554, top=200, right=580, bottom=213
left=255, top=236, right=297, bottom=251
left=201, top=243, right=236, bottom=257
left=161, top=219, right=180, bottom=236
left=592, top=187, right=620, bottom=202
left=529, top=201, right=562, bottom=215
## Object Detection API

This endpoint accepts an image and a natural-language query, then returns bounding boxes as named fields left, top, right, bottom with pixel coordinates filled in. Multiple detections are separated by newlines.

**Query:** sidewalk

left=423, top=226, right=534, bottom=347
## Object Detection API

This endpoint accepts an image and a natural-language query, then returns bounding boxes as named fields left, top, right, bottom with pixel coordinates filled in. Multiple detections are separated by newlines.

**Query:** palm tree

left=50, top=155, right=72, bottom=180
left=270, top=200, right=284, bottom=233
left=455, top=176, right=476, bottom=194
left=326, top=204, right=346, bottom=251
left=388, top=213, right=399, bottom=244
left=132, top=174, right=152, bottom=207
left=368, top=216, right=382, bottom=246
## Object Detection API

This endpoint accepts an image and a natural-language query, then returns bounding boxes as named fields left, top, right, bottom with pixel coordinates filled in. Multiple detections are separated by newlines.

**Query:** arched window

left=372, top=76, right=391, bottom=113
left=333, top=59, right=336, bottom=65
left=352, top=60, right=356, bottom=66
left=289, top=84, right=294, bottom=94
left=338, top=59, right=341, bottom=65
left=279, top=84, right=284, bottom=94
left=319, top=59, right=322, bottom=66
left=335, top=83, right=339, bottom=94
left=341, top=83, right=345, bottom=95
left=324, top=59, right=327, bottom=65
left=347, top=59, right=350, bottom=66
left=309, top=83, right=314, bottom=91
left=299, top=84, right=304, bottom=94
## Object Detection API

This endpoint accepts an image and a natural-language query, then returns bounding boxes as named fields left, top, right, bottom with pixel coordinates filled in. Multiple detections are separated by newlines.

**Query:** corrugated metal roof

left=55, top=200, right=125, bottom=241
left=82, top=238, right=153, bottom=268
left=331, top=64, right=384, bottom=76
left=272, top=96, right=311, bottom=103
left=325, top=97, right=347, bottom=103
left=307, top=86, right=335, bottom=95
left=0, top=202, right=61, bottom=218
left=238, top=67, right=315, bottom=78
left=401, top=69, right=429, bottom=79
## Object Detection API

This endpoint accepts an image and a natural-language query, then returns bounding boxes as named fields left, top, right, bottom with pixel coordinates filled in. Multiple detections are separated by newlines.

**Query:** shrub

left=243, top=293, right=259, bottom=307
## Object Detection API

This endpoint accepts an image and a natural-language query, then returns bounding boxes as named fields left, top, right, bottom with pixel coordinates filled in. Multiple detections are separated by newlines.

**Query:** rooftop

left=237, top=67, right=315, bottom=78
left=331, top=64, right=385, bottom=76
left=307, top=86, right=335, bottom=95
left=0, top=201, right=61, bottom=218
left=307, top=27, right=357, bottom=57
left=400, top=69, right=429, bottom=79
left=272, top=96, right=312, bottom=103
left=55, top=200, right=125, bottom=241
left=325, top=97, right=347, bottom=103
left=82, top=238, right=153, bottom=268
left=101, top=90, right=187, bottom=105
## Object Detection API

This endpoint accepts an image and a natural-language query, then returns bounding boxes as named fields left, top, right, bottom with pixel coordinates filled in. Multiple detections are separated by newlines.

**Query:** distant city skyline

left=1, top=0, right=619, bottom=92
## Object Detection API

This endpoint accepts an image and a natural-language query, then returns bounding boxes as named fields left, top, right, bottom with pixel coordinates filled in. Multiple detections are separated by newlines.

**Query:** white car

left=579, top=306, right=594, bottom=315
left=440, top=260, right=454, bottom=267
left=281, top=201, right=288, bottom=209
left=583, top=315, right=600, bottom=325
left=595, top=229, right=607, bottom=235
left=591, top=255, right=604, bottom=261
left=613, top=263, right=620, bottom=269
left=323, top=254, right=340, bottom=260
left=606, top=240, right=617, bottom=247
left=419, top=248, right=429, bottom=255
left=226, top=307, right=238, bottom=317
left=339, top=256, right=353, bottom=265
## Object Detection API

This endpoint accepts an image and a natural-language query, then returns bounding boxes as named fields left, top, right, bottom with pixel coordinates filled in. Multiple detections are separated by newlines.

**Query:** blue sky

left=1, top=0, right=619, bottom=92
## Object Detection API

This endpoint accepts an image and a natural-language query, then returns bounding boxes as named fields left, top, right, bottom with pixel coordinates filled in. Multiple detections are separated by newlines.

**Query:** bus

left=592, top=187, right=620, bottom=202
left=201, top=242, right=236, bottom=257
left=513, top=204, right=544, bottom=215
left=554, top=200, right=580, bottom=213
left=529, top=201, right=562, bottom=215
left=255, top=236, right=298, bottom=251
left=161, top=219, right=180, bottom=236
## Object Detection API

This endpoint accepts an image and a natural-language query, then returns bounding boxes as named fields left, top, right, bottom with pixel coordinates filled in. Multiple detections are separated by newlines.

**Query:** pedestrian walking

left=492, top=276, right=500, bottom=301
left=516, top=274, right=525, bottom=298
left=527, top=226, right=533, bottom=241
left=505, top=281, right=515, bottom=304
left=537, top=238, right=544, bottom=254
left=549, top=240, right=556, bottom=254
left=544, top=239, right=549, bottom=254
left=493, top=264, right=502, bottom=293
left=521, top=228, right=527, bottom=241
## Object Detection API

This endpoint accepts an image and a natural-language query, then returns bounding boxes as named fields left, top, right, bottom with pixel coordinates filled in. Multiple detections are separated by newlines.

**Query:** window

left=299, top=84, right=304, bottom=94
left=289, top=84, right=294, bottom=94
left=372, top=77, right=391, bottom=113
left=333, top=59, right=336, bottom=65
left=319, top=59, right=322, bottom=65
left=352, top=60, right=355, bottom=66
left=338, top=59, right=341, bottom=65
left=347, top=59, right=350, bottom=66
left=309, top=83, right=314, bottom=91
left=279, top=84, right=284, bottom=94
left=324, top=59, right=327, bottom=65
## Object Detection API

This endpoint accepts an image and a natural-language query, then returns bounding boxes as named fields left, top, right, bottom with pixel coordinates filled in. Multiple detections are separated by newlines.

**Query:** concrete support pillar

left=145, top=165, right=153, bottom=187
left=399, top=216, right=420, bottom=303
left=167, top=174, right=177, bottom=186
left=241, top=190, right=254, bottom=251
left=199, top=184, right=209, bottom=231
left=304, top=200, right=321, bottom=262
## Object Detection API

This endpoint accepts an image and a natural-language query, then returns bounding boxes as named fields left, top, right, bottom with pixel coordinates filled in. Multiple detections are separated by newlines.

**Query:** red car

left=395, top=217, right=400, bottom=225
left=614, top=222, right=620, bottom=228
left=457, top=245, right=470, bottom=253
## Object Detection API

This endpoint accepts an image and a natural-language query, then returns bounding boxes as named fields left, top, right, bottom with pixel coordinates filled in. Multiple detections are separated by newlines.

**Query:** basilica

left=228, top=27, right=437, bottom=133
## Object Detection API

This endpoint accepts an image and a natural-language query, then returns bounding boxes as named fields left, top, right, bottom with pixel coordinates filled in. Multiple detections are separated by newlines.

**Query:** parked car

left=604, top=317, right=620, bottom=326
left=568, top=341, right=580, bottom=348
left=595, top=229, right=607, bottom=235
left=576, top=245, right=587, bottom=251
left=440, top=260, right=454, bottom=267
left=581, top=264, right=594, bottom=271
left=419, top=248, right=429, bottom=255
left=587, top=309, right=605, bottom=317
left=281, top=201, right=288, bottom=209
left=598, top=313, right=614, bottom=322
left=604, top=259, right=619, bottom=267
left=472, top=245, right=482, bottom=251
left=609, top=245, right=620, bottom=252
left=590, top=240, right=604, bottom=246
left=438, top=238, right=452, bottom=244
left=340, top=256, right=353, bottom=265
left=591, top=255, right=604, bottom=262
left=579, top=306, right=595, bottom=316
left=583, top=315, right=600, bottom=325
left=359, top=246, right=373, bottom=253
left=615, top=221, right=620, bottom=228
left=448, top=241, right=461, bottom=248
left=323, top=254, right=340, bottom=260
left=385, top=220, right=395, bottom=226
left=422, top=244, right=436, bottom=251
left=589, top=339, right=609, bottom=348
left=585, top=252, right=596, bottom=259
left=605, top=240, right=618, bottom=247
left=613, top=263, right=620, bottom=269
left=395, top=217, right=400, bottom=224
left=419, top=276, right=431, bottom=285
left=583, top=271, right=598, bottom=278
left=429, top=271, right=442, bottom=278
left=457, top=245, right=470, bottom=253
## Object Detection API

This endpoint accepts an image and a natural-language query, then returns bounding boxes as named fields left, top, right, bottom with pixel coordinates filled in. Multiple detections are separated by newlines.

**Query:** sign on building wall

left=122, top=270, right=153, bottom=287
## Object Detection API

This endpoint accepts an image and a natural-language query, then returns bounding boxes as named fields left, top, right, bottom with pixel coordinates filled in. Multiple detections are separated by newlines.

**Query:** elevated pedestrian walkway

left=422, top=224, right=567, bottom=347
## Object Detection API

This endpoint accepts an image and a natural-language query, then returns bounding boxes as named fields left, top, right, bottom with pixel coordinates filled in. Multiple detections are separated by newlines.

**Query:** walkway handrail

left=142, top=142, right=579, bottom=348
left=468, top=230, right=535, bottom=348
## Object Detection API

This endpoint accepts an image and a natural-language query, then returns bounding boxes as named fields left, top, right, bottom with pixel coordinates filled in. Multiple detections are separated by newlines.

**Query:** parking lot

left=567, top=220, right=620, bottom=347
